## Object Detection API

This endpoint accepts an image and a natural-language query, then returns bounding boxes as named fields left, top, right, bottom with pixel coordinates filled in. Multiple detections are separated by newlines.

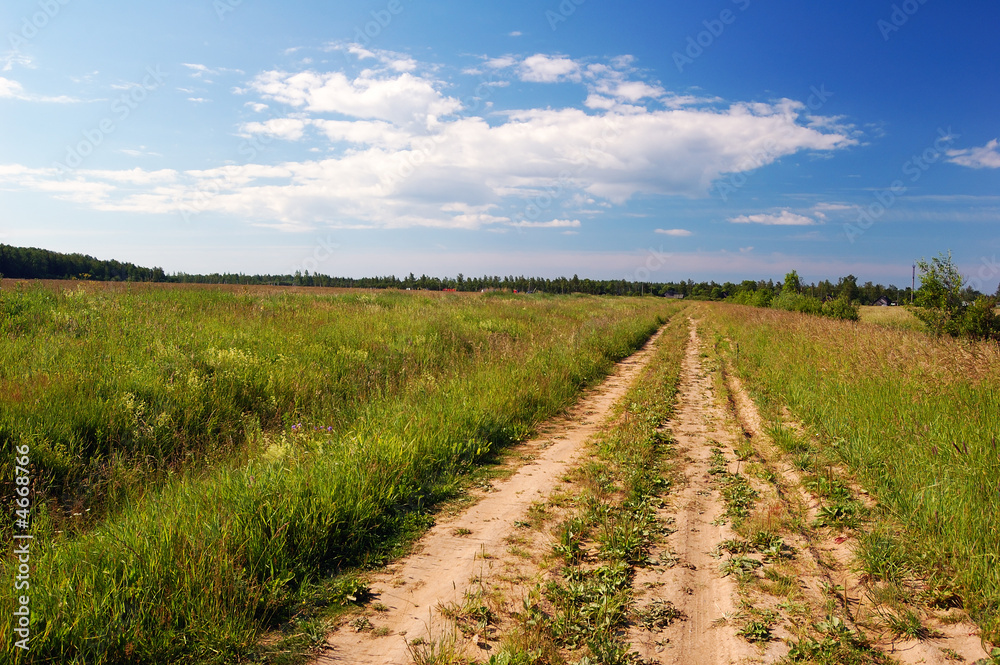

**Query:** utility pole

left=911, top=263, right=915, bottom=303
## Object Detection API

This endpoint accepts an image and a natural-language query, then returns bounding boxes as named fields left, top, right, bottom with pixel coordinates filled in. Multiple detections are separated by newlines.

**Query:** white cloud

left=519, top=54, right=581, bottom=83
left=182, top=63, right=211, bottom=75
left=345, top=44, right=418, bottom=73
left=78, top=168, right=178, bottom=184
left=812, top=202, right=854, bottom=212
left=0, top=77, right=23, bottom=98
left=187, top=97, right=210, bottom=103
left=182, top=63, right=244, bottom=79
left=808, top=202, right=856, bottom=220
left=0, top=98, right=854, bottom=229
left=492, top=53, right=680, bottom=112
left=508, top=31, right=523, bottom=37
left=485, top=56, right=517, bottom=69
left=2, top=51, right=33, bottom=72
left=612, top=80, right=664, bottom=102
left=947, top=139, right=1000, bottom=169
left=119, top=147, right=163, bottom=158
left=0, top=52, right=858, bottom=232
left=0, top=76, right=80, bottom=103
left=249, top=69, right=461, bottom=126
left=655, top=228, right=692, bottom=237
left=510, top=219, right=581, bottom=228
left=729, top=210, right=820, bottom=226
left=241, top=118, right=308, bottom=141
left=311, top=119, right=413, bottom=148
left=584, top=94, right=616, bottom=110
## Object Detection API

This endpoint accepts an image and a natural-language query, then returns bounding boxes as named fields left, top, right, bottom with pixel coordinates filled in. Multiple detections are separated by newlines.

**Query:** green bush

left=727, top=288, right=773, bottom=308
left=956, top=296, right=1000, bottom=341
left=751, top=288, right=774, bottom=308
left=770, top=291, right=822, bottom=315
left=821, top=294, right=860, bottom=321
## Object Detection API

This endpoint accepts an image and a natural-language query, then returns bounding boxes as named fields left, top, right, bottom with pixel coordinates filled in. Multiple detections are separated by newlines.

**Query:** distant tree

left=782, top=270, right=802, bottom=294
left=914, top=251, right=965, bottom=336
left=859, top=281, right=879, bottom=304
left=836, top=274, right=859, bottom=302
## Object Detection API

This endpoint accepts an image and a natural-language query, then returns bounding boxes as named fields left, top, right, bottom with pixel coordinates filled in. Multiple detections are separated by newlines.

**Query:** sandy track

left=629, top=320, right=763, bottom=664
left=312, top=325, right=667, bottom=665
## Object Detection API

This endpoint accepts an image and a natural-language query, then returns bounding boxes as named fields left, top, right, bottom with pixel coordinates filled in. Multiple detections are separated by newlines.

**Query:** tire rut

left=629, top=320, right=765, bottom=664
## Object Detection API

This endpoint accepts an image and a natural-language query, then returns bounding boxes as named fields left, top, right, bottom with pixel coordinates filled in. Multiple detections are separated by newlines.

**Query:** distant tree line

left=727, top=270, right=861, bottom=321
left=1, top=244, right=993, bottom=307
left=0, top=244, right=166, bottom=282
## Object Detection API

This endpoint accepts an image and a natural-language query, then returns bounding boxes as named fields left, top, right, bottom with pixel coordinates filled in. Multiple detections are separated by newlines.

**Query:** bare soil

left=627, top=321, right=768, bottom=664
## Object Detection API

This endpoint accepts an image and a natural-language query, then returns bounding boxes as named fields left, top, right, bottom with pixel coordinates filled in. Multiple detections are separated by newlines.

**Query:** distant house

left=663, top=291, right=685, bottom=299
left=873, top=296, right=891, bottom=306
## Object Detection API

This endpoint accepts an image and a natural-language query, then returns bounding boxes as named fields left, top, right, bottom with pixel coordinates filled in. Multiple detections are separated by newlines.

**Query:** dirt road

left=314, top=317, right=991, bottom=665
left=627, top=320, right=768, bottom=663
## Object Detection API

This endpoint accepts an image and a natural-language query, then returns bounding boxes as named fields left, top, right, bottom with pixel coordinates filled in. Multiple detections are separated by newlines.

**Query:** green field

left=3, top=285, right=999, bottom=662
left=705, top=302, right=1000, bottom=641
left=0, top=283, right=679, bottom=663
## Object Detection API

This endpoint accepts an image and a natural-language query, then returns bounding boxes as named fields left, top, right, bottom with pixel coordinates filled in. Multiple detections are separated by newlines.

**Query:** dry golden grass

left=857, top=305, right=924, bottom=332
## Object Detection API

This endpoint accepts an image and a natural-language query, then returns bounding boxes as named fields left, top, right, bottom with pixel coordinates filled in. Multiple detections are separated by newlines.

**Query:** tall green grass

left=0, top=283, right=682, bottom=663
left=706, top=303, right=1000, bottom=641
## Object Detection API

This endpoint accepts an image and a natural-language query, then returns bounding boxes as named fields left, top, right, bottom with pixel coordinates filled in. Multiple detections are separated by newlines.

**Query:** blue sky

left=1, top=0, right=999, bottom=289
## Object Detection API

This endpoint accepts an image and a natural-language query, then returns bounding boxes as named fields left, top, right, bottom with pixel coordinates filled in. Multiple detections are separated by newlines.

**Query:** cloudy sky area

left=1, top=0, right=998, bottom=287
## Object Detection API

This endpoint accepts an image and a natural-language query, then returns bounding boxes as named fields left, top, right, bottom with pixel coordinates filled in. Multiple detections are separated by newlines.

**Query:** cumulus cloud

left=249, top=69, right=461, bottom=126
left=729, top=210, right=820, bottom=226
left=0, top=51, right=858, bottom=232
left=947, top=139, right=1000, bottom=169
left=655, top=228, right=693, bottom=236
left=519, top=54, right=581, bottom=83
